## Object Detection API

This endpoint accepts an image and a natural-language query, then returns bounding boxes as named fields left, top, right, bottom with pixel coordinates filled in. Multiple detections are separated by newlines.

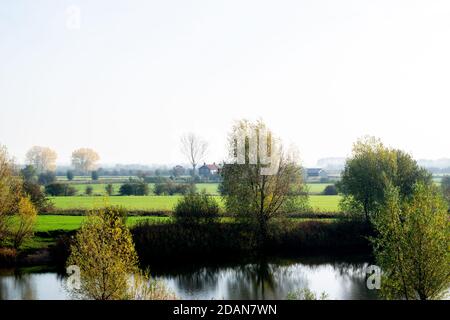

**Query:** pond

left=0, top=255, right=379, bottom=300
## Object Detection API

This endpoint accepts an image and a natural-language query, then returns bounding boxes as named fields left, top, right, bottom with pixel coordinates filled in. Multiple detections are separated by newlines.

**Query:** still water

left=0, top=256, right=378, bottom=300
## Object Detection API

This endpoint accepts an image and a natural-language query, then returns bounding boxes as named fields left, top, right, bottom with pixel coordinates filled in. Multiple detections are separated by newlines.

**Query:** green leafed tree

left=0, top=145, right=23, bottom=243
left=67, top=207, right=139, bottom=300
left=441, top=175, right=450, bottom=208
left=371, top=182, right=450, bottom=300
left=66, top=170, right=74, bottom=181
left=337, top=136, right=432, bottom=222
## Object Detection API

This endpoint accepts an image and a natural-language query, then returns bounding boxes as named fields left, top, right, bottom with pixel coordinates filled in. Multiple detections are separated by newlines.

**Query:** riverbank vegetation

left=1, top=122, right=449, bottom=300
left=67, top=206, right=175, bottom=300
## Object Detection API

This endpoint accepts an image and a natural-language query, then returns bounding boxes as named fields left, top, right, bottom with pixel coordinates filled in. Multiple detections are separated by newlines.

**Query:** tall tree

left=71, top=148, right=100, bottom=174
left=0, top=145, right=22, bottom=242
left=337, top=136, right=432, bottom=222
left=372, top=183, right=450, bottom=300
left=441, top=175, right=450, bottom=208
left=0, top=145, right=37, bottom=246
left=25, top=146, right=57, bottom=173
left=11, top=196, right=37, bottom=249
left=220, top=120, right=307, bottom=247
left=180, top=133, right=208, bottom=177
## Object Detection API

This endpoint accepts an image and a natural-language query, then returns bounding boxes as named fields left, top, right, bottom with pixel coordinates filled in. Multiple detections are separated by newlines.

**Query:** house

left=306, top=168, right=328, bottom=179
left=198, top=162, right=219, bottom=177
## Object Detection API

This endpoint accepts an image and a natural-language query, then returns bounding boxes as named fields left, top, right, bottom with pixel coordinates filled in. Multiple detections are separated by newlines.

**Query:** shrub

left=323, top=185, right=338, bottom=195
left=174, top=191, right=219, bottom=224
left=105, top=184, right=114, bottom=196
left=22, top=180, right=52, bottom=212
left=154, top=181, right=196, bottom=195
left=119, top=181, right=149, bottom=196
left=45, top=183, right=77, bottom=196
left=85, top=186, right=93, bottom=196
left=127, top=270, right=177, bottom=300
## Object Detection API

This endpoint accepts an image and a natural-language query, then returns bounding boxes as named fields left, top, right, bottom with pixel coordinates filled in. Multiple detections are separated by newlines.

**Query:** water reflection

left=160, top=256, right=378, bottom=300
left=0, top=256, right=379, bottom=300
left=0, top=269, right=69, bottom=300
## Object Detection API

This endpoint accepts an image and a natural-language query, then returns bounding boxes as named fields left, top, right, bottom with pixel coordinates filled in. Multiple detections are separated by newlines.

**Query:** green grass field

left=309, top=195, right=341, bottom=211
left=49, top=194, right=341, bottom=212
left=49, top=195, right=183, bottom=211
left=65, top=182, right=332, bottom=196
left=33, top=215, right=337, bottom=235
left=34, top=215, right=169, bottom=232
left=306, top=183, right=332, bottom=194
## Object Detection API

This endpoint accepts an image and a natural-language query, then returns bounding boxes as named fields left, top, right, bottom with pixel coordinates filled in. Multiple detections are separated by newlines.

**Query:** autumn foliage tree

left=71, top=148, right=100, bottom=174
left=0, top=145, right=38, bottom=248
left=25, top=146, right=57, bottom=173
left=0, top=146, right=22, bottom=243
left=12, top=197, right=37, bottom=249
left=67, top=207, right=139, bottom=300
left=67, top=206, right=175, bottom=300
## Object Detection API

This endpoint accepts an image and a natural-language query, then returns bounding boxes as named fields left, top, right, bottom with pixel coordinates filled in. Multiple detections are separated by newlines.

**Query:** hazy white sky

left=1, top=0, right=449, bottom=167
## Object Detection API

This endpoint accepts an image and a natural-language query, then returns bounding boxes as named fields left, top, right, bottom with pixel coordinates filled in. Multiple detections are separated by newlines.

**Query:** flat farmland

left=68, top=182, right=220, bottom=196
left=49, top=194, right=342, bottom=212
left=65, top=182, right=332, bottom=196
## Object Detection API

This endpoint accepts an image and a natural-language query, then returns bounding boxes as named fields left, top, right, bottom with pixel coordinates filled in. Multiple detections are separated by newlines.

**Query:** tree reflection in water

left=160, top=256, right=378, bottom=300
left=0, top=256, right=379, bottom=300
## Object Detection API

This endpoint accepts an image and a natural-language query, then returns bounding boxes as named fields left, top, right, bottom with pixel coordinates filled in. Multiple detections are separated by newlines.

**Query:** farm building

left=305, top=168, right=328, bottom=179
left=198, top=162, right=219, bottom=177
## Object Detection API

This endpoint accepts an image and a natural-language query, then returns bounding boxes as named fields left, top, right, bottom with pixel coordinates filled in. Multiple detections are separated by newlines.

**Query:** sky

left=0, top=0, right=449, bottom=167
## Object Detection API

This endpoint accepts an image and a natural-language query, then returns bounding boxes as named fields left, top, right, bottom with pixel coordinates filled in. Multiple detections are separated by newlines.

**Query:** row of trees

left=25, top=146, right=100, bottom=174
